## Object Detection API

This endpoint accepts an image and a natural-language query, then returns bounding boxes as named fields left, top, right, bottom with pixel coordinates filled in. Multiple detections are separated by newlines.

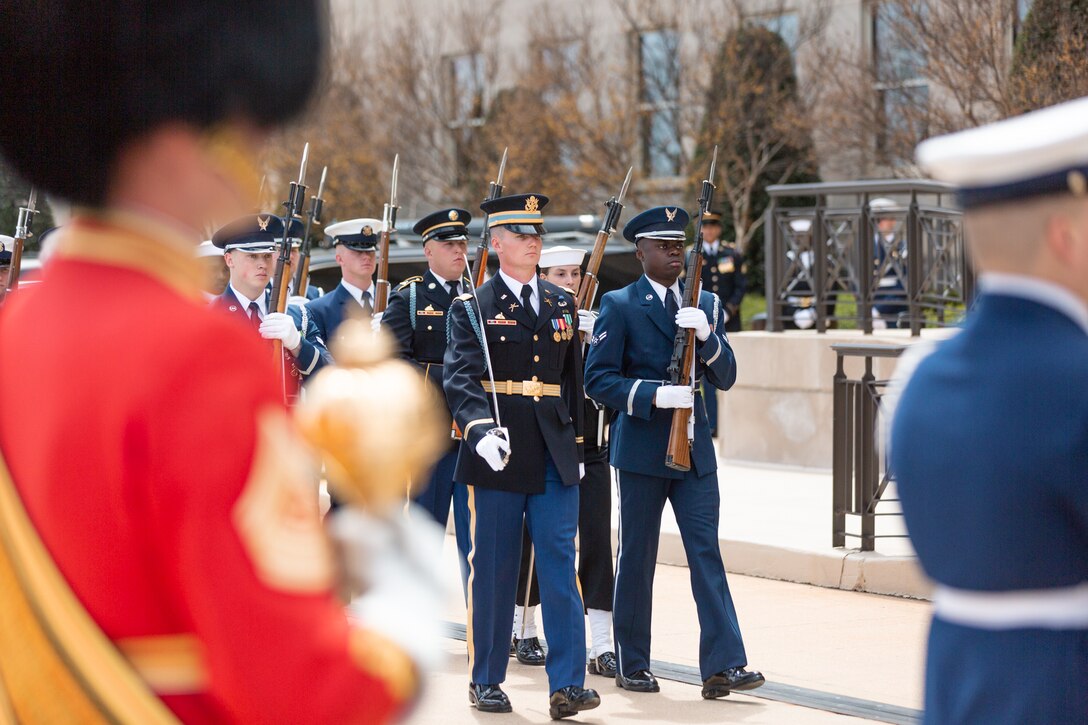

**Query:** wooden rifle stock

left=664, top=252, right=704, bottom=471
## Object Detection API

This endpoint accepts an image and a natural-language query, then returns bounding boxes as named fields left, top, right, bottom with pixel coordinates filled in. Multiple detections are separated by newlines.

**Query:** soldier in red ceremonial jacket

left=0, top=2, right=431, bottom=723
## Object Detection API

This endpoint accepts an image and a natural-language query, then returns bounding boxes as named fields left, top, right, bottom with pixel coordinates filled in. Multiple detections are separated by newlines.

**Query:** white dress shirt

left=499, top=269, right=539, bottom=315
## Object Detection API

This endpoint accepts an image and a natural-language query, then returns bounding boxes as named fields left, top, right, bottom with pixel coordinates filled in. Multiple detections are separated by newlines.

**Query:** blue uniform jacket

left=383, top=270, right=469, bottom=391
left=443, top=275, right=584, bottom=494
left=304, top=282, right=362, bottom=344
left=209, top=288, right=330, bottom=377
left=891, top=294, right=1088, bottom=591
left=584, top=275, right=736, bottom=479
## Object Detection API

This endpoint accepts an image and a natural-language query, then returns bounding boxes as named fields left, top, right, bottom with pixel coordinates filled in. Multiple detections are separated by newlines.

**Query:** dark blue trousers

left=412, top=450, right=472, bottom=598
left=701, top=381, right=719, bottom=437
left=466, top=457, right=586, bottom=693
left=614, top=468, right=747, bottom=681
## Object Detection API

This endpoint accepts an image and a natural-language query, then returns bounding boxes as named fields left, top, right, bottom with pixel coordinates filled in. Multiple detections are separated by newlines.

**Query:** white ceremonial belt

left=933, top=582, right=1088, bottom=630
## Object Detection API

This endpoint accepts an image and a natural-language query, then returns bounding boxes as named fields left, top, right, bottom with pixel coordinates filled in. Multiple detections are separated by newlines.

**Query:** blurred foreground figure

left=894, top=98, right=1088, bottom=724
left=0, top=2, right=441, bottom=722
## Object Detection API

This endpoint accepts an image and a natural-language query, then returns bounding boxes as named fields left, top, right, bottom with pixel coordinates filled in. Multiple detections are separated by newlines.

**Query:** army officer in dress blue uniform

left=892, top=98, right=1088, bottom=725
left=697, top=210, right=745, bottom=437
left=209, top=214, right=330, bottom=390
left=382, top=207, right=474, bottom=581
left=584, top=206, right=764, bottom=700
left=305, top=217, right=384, bottom=343
left=443, top=192, right=600, bottom=719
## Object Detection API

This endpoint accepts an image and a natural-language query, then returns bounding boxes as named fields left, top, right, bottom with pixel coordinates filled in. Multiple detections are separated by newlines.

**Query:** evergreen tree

left=693, top=24, right=819, bottom=296
left=1010, top=0, right=1088, bottom=112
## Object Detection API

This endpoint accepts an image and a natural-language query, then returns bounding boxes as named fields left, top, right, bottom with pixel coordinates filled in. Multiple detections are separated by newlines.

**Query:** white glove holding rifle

left=655, top=385, right=694, bottom=409
left=577, top=309, right=597, bottom=337
left=259, top=312, right=301, bottom=351
left=475, top=428, right=511, bottom=472
left=675, top=306, right=712, bottom=341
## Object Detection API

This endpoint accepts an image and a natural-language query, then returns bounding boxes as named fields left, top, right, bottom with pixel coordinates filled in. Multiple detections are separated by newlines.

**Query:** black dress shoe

left=512, top=636, right=546, bottom=666
left=469, top=683, right=512, bottom=713
left=548, top=686, right=601, bottom=719
left=587, top=651, right=617, bottom=677
left=615, top=669, right=660, bottom=693
left=701, top=667, right=766, bottom=699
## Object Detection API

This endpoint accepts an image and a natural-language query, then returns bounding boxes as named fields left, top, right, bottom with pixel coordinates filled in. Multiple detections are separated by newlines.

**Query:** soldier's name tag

left=719, top=259, right=734, bottom=273
left=487, top=318, right=517, bottom=326
left=416, top=309, right=444, bottom=316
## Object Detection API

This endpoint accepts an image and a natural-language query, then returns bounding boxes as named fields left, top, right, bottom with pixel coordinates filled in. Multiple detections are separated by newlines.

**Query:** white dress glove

left=329, top=502, right=453, bottom=675
left=474, top=428, right=511, bottom=471
left=655, top=385, right=694, bottom=409
left=722, top=308, right=732, bottom=324
left=579, top=462, right=586, bottom=479
left=577, top=309, right=597, bottom=337
left=675, top=306, right=712, bottom=341
left=259, top=312, right=302, bottom=351
left=370, top=311, right=384, bottom=333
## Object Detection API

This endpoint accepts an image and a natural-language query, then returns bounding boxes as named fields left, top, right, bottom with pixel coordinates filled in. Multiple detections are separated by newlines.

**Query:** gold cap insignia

left=665, top=208, right=677, bottom=222
left=362, top=225, right=373, bottom=236
left=257, top=215, right=270, bottom=231
left=525, top=195, right=539, bottom=213
left=1069, top=170, right=1087, bottom=197
left=449, top=210, right=459, bottom=221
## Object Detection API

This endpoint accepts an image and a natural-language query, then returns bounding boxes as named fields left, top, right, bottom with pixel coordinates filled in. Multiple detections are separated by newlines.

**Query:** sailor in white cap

left=892, top=97, right=1088, bottom=724
left=196, top=239, right=229, bottom=299
left=305, top=217, right=385, bottom=344
left=784, top=219, right=817, bottom=330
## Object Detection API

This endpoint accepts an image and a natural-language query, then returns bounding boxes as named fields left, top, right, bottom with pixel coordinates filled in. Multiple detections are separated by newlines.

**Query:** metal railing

left=832, top=343, right=907, bottom=552
left=764, top=180, right=973, bottom=335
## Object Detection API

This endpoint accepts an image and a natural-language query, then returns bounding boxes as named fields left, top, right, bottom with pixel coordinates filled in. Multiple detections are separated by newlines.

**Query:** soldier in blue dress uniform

left=697, top=210, right=745, bottom=437
left=305, top=217, right=384, bottom=343
left=584, top=206, right=764, bottom=700
left=892, top=97, right=1088, bottom=725
left=381, top=207, right=474, bottom=579
left=443, top=192, right=600, bottom=719
left=208, top=214, right=330, bottom=381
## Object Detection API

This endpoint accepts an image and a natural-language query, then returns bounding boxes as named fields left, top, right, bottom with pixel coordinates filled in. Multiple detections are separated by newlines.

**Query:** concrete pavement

left=412, top=534, right=931, bottom=723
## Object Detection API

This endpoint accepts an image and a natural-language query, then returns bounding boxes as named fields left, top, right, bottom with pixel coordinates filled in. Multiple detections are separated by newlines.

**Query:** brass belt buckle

left=522, top=380, right=544, bottom=397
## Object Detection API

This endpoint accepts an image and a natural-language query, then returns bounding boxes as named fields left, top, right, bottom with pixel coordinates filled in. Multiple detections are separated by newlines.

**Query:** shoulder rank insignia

left=561, top=286, right=576, bottom=296
left=457, top=293, right=473, bottom=301
left=395, top=276, right=423, bottom=291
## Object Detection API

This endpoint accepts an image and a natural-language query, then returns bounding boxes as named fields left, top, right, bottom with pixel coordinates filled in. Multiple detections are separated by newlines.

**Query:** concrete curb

left=652, top=530, right=932, bottom=600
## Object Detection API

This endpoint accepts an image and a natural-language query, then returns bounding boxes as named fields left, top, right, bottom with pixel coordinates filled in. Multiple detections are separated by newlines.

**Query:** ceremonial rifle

left=374, top=154, right=399, bottom=315
left=290, top=165, right=327, bottom=299
left=470, top=147, right=508, bottom=288
left=576, top=167, right=633, bottom=340
left=0, top=187, right=38, bottom=304
left=270, top=143, right=310, bottom=392
left=665, top=146, right=718, bottom=472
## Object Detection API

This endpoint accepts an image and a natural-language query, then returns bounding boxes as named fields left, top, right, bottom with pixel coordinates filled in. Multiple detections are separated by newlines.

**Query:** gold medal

left=553, top=331, right=562, bottom=342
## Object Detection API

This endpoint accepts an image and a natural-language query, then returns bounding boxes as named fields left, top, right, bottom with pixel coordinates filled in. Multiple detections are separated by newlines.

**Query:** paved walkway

left=414, top=535, right=932, bottom=723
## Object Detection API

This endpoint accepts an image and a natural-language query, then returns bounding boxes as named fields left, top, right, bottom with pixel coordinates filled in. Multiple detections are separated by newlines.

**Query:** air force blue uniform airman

left=893, top=97, right=1088, bottom=725
left=584, top=206, right=764, bottom=700
left=443, top=193, right=599, bottom=719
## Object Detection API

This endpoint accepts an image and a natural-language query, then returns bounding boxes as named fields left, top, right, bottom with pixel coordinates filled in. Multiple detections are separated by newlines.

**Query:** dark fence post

left=764, top=202, right=780, bottom=332
left=832, top=350, right=847, bottom=547
left=814, top=193, right=827, bottom=333
left=908, top=190, right=922, bottom=336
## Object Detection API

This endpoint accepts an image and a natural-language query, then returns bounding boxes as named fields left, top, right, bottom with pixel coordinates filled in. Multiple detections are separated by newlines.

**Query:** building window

left=750, top=11, right=800, bottom=50
left=637, top=29, right=682, bottom=178
left=446, top=52, right=486, bottom=129
left=871, top=2, right=928, bottom=161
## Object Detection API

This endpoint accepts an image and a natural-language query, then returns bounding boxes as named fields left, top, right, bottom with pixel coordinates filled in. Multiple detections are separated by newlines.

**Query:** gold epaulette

left=560, top=286, right=576, bottom=296
left=457, top=293, right=473, bottom=302
left=395, top=276, right=423, bottom=291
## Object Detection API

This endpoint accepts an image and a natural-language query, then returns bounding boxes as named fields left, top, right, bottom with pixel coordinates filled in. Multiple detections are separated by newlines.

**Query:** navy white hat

left=789, top=218, right=812, bottom=234
left=623, top=206, right=690, bottom=243
left=212, top=214, right=302, bottom=252
left=480, top=193, right=549, bottom=235
left=197, top=240, right=224, bottom=258
left=413, top=208, right=471, bottom=242
left=0, top=234, right=12, bottom=264
left=325, top=218, right=382, bottom=250
left=916, top=96, right=1088, bottom=209
left=539, top=245, right=585, bottom=269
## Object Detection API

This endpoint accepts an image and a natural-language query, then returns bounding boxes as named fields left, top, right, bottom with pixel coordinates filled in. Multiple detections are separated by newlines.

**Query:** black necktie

left=360, top=290, right=372, bottom=315
left=521, top=285, right=536, bottom=325
left=665, top=289, right=679, bottom=325
left=447, top=280, right=459, bottom=300
left=248, top=301, right=262, bottom=333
